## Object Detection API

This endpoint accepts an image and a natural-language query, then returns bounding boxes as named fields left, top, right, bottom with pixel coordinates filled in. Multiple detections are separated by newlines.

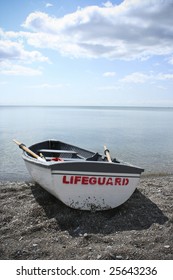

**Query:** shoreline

left=0, top=175, right=173, bottom=260
left=1, top=171, right=173, bottom=183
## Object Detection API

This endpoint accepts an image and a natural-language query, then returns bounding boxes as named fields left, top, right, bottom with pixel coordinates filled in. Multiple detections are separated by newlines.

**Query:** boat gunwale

left=21, top=139, right=144, bottom=174
left=22, top=152, right=144, bottom=174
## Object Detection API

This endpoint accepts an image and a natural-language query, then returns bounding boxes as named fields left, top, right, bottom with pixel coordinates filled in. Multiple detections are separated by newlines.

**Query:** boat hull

left=51, top=172, right=140, bottom=211
left=23, top=157, right=142, bottom=211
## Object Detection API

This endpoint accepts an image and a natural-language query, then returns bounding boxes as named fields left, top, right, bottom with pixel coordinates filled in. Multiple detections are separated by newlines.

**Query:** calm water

left=0, top=106, right=173, bottom=181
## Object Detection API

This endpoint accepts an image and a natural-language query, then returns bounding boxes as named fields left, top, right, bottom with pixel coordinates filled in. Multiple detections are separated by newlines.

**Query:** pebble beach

left=0, top=175, right=172, bottom=260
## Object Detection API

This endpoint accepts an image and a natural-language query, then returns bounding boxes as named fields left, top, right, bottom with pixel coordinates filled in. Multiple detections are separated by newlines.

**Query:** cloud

left=102, top=2, right=114, bottom=8
left=156, top=73, right=173, bottom=81
left=121, top=72, right=173, bottom=83
left=97, top=85, right=121, bottom=91
left=0, top=40, right=49, bottom=63
left=0, top=28, right=49, bottom=63
left=103, top=72, right=116, bottom=77
left=45, top=3, right=53, bottom=8
left=168, top=56, right=173, bottom=64
left=0, top=28, right=49, bottom=76
left=0, top=62, right=42, bottom=76
left=121, top=72, right=150, bottom=83
left=30, top=83, right=63, bottom=89
left=20, top=0, right=173, bottom=59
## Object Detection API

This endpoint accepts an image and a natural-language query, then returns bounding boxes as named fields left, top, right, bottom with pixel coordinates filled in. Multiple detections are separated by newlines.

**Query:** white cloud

left=0, top=36, right=49, bottom=63
left=157, top=85, right=167, bottom=90
left=97, top=85, right=121, bottom=91
left=121, top=72, right=173, bottom=83
left=30, top=83, right=63, bottom=89
left=46, top=3, right=53, bottom=8
left=0, top=28, right=49, bottom=76
left=19, top=0, right=173, bottom=59
left=103, top=72, right=116, bottom=77
left=102, top=2, right=113, bottom=8
left=121, top=72, right=150, bottom=83
left=168, top=56, right=173, bottom=65
left=156, top=73, right=173, bottom=81
left=0, top=62, right=42, bottom=76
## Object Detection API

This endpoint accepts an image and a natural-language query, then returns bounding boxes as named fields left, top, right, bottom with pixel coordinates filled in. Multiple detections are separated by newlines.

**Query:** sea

left=0, top=106, right=173, bottom=181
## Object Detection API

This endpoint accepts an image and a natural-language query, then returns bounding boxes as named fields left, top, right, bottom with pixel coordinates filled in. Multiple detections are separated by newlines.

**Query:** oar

left=104, top=145, right=112, bottom=162
left=13, top=139, right=46, bottom=162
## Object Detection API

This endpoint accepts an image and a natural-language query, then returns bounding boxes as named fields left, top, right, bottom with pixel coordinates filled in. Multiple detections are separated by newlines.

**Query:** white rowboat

left=14, top=139, right=144, bottom=211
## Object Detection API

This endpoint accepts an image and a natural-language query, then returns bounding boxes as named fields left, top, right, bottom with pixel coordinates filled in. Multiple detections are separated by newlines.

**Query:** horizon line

left=0, top=105, right=173, bottom=109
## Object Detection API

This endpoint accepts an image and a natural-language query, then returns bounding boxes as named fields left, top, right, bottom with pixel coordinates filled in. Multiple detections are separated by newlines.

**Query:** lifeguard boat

left=14, top=139, right=144, bottom=211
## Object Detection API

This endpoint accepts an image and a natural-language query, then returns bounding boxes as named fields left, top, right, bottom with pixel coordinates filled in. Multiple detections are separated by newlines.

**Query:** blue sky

left=0, top=0, right=173, bottom=106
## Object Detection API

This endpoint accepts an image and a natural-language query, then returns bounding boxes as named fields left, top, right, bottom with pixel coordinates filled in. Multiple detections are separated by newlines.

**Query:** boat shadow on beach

left=31, top=183, right=168, bottom=237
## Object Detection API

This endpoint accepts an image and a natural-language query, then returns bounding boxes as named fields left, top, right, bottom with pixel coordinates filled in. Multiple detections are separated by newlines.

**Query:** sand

left=0, top=175, right=172, bottom=260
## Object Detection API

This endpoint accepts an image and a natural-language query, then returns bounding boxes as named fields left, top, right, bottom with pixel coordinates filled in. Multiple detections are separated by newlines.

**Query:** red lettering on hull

left=62, top=175, right=129, bottom=186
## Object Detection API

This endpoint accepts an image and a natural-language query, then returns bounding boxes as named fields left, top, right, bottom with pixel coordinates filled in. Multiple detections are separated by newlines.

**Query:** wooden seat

left=46, top=157, right=85, bottom=161
left=38, top=149, right=77, bottom=154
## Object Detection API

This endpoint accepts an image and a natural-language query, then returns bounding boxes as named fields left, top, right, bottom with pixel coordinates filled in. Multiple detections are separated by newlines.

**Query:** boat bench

left=38, top=149, right=77, bottom=155
left=38, top=149, right=87, bottom=161
left=38, top=149, right=80, bottom=160
left=46, top=157, right=85, bottom=161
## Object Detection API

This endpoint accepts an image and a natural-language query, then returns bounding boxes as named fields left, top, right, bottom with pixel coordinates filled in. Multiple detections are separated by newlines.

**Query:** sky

left=0, top=0, right=173, bottom=106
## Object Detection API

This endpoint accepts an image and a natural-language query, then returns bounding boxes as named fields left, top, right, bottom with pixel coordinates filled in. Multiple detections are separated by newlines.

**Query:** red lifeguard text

left=62, top=175, right=129, bottom=186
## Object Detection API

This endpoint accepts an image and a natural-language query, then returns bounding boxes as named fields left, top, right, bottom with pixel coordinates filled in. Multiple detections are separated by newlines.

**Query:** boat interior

left=28, top=140, right=119, bottom=163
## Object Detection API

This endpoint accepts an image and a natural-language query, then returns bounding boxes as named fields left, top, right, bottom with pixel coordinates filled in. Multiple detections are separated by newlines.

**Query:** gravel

left=0, top=175, right=172, bottom=260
